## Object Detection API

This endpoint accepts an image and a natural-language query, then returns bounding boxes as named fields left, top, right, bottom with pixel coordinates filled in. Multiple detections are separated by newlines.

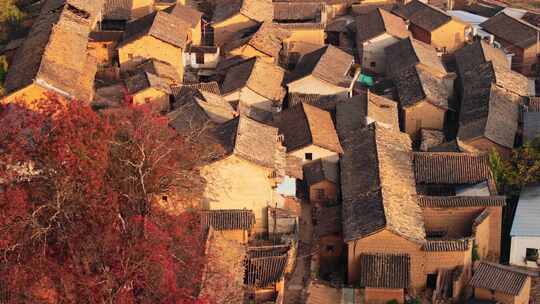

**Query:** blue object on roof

left=358, top=74, right=374, bottom=87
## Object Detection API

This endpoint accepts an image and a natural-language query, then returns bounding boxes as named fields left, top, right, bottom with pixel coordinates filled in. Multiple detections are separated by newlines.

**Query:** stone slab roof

left=245, top=247, right=289, bottom=287
left=289, top=45, right=354, bottom=88
left=303, top=158, right=339, bottom=185
left=340, top=123, right=425, bottom=243
left=212, top=0, right=273, bottom=23
left=356, top=8, right=409, bottom=43
left=103, top=0, right=132, bottom=20
left=274, top=103, right=343, bottom=154
left=385, top=37, right=446, bottom=77
left=121, top=11, right=191, bottom=48
left=455, top=40, right=510, bottom=77
left=125, top=71, right=172, bottom=95
left=233, top=115, right=283, bottom=168
left=469, top=262, right=530, bottom=295
left=223, top=22, right=291, bottom=58
left=480, top=12, right=540, bottom=49
left=393, top=0, right=452, bottom=32
left=394, top=65, right=450, bottom=110
left=336, top=91, right=399, bottom=132
left=4, top=0, right=98, bottom=101
left=221, top=57, right=286, bottom=101
left=359, top=253, right=411, bottom=289
left=167, top=3, right=203, bottom=27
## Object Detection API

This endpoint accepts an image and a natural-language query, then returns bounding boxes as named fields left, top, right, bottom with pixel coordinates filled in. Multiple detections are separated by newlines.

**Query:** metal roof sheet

left=511, top=185, right=540, bottom=236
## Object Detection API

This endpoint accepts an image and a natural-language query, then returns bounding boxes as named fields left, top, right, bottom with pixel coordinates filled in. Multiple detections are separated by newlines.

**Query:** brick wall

left=365, top=287, right=404, bottom=304
left=423, top=207, right=484, bottom=238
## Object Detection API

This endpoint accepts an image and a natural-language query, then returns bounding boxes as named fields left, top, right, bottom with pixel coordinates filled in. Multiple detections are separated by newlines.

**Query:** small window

left=316, top=189, right=325, bottom=200
left=526, top=248, right=538, bottom=261
left=196, top=52, right=204, bottom=64
left=370, top=61, right=376, bottom=68
left=162, top=195, right=168, bottom=202
left=326, top=245, right=335, bottom=253
left=305, top=153, right=313, bottom=161
left=128, top=53, right=133, bottom=59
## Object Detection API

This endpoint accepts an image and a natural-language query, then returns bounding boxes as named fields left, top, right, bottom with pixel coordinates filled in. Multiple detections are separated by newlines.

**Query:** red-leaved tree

left=0, top=95, right=209, bottom=303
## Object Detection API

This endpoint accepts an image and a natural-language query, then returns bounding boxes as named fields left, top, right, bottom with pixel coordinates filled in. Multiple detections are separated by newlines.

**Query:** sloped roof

left=168, top=3, right=203, bottom=27
left=455, top=40, right=510, bottom=77
left=480, top=12, right=540, bottom=49
left=4, top=0, right=97, bottom=101
left=103, top=0, right=132, bottom=20
left=335, top=91, right=399, bottom=132
left=233, top=116, right=283, bottom=168
left=469, top=262, right=530, bottom=295
left=243, top=22, right=291, bottom=57
left=511, top=185, right=540, bottom=237
left=418, top=195, right=506, bottom=208
left=305, top=281, right=342, bottom=304
left=136, top=59, right=181, bottom=83
left=289, top=45, right=354, bottom=87
left=212, top=0, right=273, bottom=23
left=458, top=82, right=521, bottom=149
left=359, top=253, right=411, bottom=289
left=59, top=0, right=105, bottom=25
left=245, top=247, right=288, bottom=287
left=385, top=37, right=446, bottom=77
left=221, top=57, right=285, bottom=101
left=340, top=123, right=425, bottom=243
left=412, top=152, right=497, bottom=193
left=356, top=8, right=409, bottom=42
left=393, top=0, right=452, bottom=32
left=524, top=111, right=540, bottom=142
left=274, top=103, right=343, bottom=154
left=422, top=238, right=471, bottom=252
left=288, top=93, right=347, bottom=112
left=125, top=71, right=172, bottom=94
left=201, top=209, right=255, bottom=231
left=394, top=65, right=450, bottom=109
left=121, top=11, right=191, bottom=48
left=273, top=2, right=324, bottom=22
left=303, top=158, right=339, bottom=185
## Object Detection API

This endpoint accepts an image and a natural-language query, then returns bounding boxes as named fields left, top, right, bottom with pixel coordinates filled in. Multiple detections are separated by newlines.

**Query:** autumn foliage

left=0, top=95, right=208, bottom=303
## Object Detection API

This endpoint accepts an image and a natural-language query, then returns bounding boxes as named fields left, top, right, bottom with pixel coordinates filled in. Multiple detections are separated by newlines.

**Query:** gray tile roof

left=469, top=262, right=530, bottom=295
left=359, top=253, right=411, bottom=289
left=393, top=0, right=452, bottom=32
left=480, top=12, right=540, bottom=49
left=385, top=37, right=447, bottom=78
left=121, top=11, right=191, bottom=48
left=356, top=8, right=409, bottom=43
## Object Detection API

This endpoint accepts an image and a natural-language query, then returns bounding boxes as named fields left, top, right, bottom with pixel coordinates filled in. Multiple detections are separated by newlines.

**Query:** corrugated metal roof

left=511, top=185, right=540, bottom=236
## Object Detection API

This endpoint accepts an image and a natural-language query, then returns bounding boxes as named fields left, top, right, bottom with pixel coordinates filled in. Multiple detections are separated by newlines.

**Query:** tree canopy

left=0, top=95, right=210, bottom=303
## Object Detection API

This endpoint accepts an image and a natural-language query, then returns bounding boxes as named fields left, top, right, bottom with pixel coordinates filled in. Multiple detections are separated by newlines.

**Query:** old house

left=221, top=57, right=285, bottom=121
left=325, top=15, right=355, bottom=48
left=523, top=98, right=540, bottom=143
left=338, top=123, right=475, bottom=297
left=117, top=11, right=191, bottom=80
left=273, top=2, right=327, bottom=45
left=313, top=204, right=343, bottom=279
left=457, top=63, right=528, bottom=155
left=413, top=152, right=504, bottom=261
left=385, top=38, right=454, bottom=139
left=101, top=0, right=155, bottom=30
left=169, top=82, right=236, bottom=134
left=211, top=0, right=273, bottom=46
left=3, top=0, right=101, bottom=103
left=287, top=45, right=357, bottom=97
left=184, top=45, right=220, bottom=73
left=359, top=253, right=410, bottom=304
left=200, top=116, right=286, bottom=234
left=167, top=4, right=204, bottom=45
left=303, top=159, right=339, bottom=205
left=124, top=71, right=172, bottom=111
left=510, top=185, right=540, bottom=268
left=393, top=0, right=469, bottom=52
left=222, top=22, right=291, bottom=63
left=335, top=90, right=400, bottom=132
left=480, top=12, right=540, bottom=76
left=469, top=262, right=532, bottom=304
left=356, top=8, right=409, bottom=75
left=201, top=209, right=255, bottom=243
left=274, top=102, right=343, bottom=163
